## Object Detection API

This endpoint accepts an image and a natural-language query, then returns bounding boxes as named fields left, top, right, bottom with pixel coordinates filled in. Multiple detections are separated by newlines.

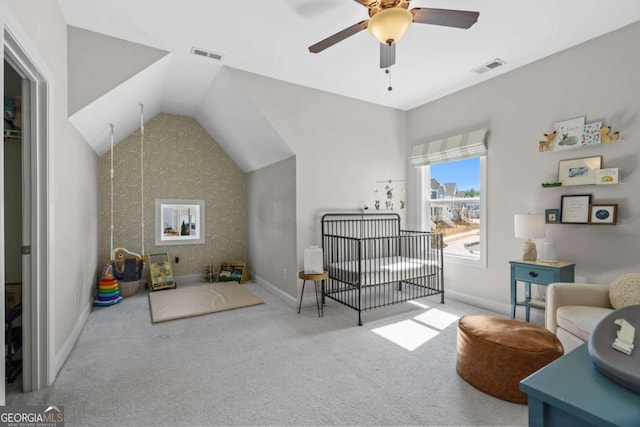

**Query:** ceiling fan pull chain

left=386, top=68, right=392, bottom=91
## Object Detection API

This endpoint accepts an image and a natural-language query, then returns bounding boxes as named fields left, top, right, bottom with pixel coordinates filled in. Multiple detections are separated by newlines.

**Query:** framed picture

left=553, top=116, right=585, bottom=151
left=589, top=204, right=618, bottom=225
left=545, top=209, right=560, bottom=224
left=155, top=199, right=205, bottom=246
left=595, top=168, right=619, bottom=185
left=560, top=194, right=592, bottom=224
left=558, top=156, right=602, bottom=186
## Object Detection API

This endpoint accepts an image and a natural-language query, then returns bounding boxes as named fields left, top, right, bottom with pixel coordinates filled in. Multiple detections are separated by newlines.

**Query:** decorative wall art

left=538, top=117, right=620, bottom=153
left=599, top=125, right=620, bottom=143
left=589, top=204, right=618, bottom=225
left=558, top=156, right=602, bottom=186
left=538, top=131, right=556, bottom=152
left=155, top=199, right=205, bottom=246
left=582, top=122, right=602, bottom=146
left=596, top=168, right=619, bottom=185
left=560, top=194, right=592, bottom=224
left=545, top=209, right=560, bottom=224
left=553, top=117, right=585, bottom=151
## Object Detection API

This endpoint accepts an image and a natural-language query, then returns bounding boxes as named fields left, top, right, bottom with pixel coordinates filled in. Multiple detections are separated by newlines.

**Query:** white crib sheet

left=328, top=256, right=439, bottom=285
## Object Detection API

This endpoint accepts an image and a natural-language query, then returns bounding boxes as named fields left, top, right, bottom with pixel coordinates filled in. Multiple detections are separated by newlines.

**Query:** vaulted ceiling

left=58, top=0, right=640, bottom=171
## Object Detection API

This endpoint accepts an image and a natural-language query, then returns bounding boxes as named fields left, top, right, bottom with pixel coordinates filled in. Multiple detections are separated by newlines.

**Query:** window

left=410, top=129, right=487, bottom=266
left=425, top=157, right=485, bottom=263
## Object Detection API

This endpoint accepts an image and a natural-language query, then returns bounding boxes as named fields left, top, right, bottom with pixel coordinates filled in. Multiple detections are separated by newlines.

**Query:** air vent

left=472, top=58, right=506, bottom=74
left=191, top=47, right=224, bottom=61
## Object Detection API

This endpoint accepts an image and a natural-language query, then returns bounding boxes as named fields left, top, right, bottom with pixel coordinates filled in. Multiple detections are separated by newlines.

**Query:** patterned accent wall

left=99, top=113, right=246, bottom=279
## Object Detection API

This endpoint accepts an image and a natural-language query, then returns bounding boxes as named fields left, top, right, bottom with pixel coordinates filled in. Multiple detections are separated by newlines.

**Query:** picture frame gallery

left=556, top=197, right=619, bottom=226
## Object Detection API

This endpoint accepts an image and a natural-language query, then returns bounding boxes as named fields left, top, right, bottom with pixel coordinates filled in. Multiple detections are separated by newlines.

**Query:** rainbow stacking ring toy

left=94, top=275, right=123, bottom=306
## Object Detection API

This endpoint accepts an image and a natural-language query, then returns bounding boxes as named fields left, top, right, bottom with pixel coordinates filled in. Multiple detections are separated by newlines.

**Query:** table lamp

left=514, top=214, right=545, bottom=261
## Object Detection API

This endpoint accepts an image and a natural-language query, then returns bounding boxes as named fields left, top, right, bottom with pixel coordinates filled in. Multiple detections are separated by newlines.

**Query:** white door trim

left=2, top=11, right=53, bottom=400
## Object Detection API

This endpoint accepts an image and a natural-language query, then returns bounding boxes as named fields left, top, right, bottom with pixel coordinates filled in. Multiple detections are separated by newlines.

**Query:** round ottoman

left=456, top=315, right=564, bottom=404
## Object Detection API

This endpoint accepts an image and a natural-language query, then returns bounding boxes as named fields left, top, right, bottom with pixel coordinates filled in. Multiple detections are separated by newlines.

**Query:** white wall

left=407, top=21, right=640, bottom=307
left=246, top=156, right=297, bottom=297
left=196, top=68, right=294, bottom=173
left=3, top=0, right=100, bottom=380
left=67, top=26, right=168, bottom=116
left=231, top=68, right=407, bottom=297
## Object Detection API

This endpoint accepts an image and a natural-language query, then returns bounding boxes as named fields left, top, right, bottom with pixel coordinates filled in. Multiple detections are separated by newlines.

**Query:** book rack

left=218, top=260, right=248, bottom=284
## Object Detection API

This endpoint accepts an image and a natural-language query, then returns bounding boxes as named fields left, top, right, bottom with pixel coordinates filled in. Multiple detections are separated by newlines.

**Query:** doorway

left=4, top=58, right=24, bottom=393
left=2, top=26, right=50, bottom=403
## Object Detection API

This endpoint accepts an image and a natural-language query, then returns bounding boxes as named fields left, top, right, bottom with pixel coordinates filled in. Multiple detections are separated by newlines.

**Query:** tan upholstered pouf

left=456, top=315, right=564, bottom=404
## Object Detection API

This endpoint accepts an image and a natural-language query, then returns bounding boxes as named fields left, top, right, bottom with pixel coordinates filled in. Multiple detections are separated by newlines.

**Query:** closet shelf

left=3, top=129, right=22, bottom=139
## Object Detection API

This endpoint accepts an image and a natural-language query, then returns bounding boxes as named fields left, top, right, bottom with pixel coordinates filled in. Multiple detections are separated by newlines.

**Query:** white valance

left=410, top=128, right=488, bottom=166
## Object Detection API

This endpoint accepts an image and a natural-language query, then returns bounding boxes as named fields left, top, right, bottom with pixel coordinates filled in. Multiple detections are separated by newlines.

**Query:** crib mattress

left=328, top=256, right=439, bottom=286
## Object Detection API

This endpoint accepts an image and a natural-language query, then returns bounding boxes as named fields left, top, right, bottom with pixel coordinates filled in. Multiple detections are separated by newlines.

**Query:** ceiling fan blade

left=411, top=8, right=479, bottom=29
left=309, top=20, right=368, bottom=53
left=380, top=43, right=396, bottom=68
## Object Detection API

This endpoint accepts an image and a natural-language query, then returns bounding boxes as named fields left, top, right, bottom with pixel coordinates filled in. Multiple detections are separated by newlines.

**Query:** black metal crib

left=321, top=213, right=444, bottom=325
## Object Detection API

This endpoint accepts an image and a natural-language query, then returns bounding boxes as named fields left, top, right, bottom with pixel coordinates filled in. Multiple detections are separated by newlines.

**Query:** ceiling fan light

left=368, top=7, right=413, bottom=45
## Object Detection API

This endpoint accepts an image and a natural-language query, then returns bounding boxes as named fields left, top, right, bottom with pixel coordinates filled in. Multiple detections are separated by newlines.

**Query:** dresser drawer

left=513, top=265, right=555, bottom=284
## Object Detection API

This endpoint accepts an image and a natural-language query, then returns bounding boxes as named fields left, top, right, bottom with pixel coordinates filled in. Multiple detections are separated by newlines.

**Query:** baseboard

left=175, top=273, right=203, bottom=285
left=444, top=289, right=511, bottom=316
left=53, top=299, right=91, bottom=381
left=251, top=273, right=298, bottom=308
left=445, top=290, right=545, bottom=325
left=246, top=275, right=526, bottom=320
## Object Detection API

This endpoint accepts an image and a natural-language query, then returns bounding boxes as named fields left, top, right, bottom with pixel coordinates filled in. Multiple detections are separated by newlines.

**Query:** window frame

left=417, top=156, right=487, bottom=268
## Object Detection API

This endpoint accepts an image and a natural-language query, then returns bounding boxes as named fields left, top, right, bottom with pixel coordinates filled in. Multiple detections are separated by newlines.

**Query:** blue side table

left=510, top=259, right=574, bottom=321
left=520, top=344, right=640, bottom=427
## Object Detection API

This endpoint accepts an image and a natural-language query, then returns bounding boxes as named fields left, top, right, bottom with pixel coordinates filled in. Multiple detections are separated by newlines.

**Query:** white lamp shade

left=514, top=214, right=545, bottom=239
left=368, top=8, right=413, bottom=45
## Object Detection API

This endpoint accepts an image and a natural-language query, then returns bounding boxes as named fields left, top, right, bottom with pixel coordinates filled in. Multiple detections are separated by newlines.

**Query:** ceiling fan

left=308, top=0, right=479, bottom=69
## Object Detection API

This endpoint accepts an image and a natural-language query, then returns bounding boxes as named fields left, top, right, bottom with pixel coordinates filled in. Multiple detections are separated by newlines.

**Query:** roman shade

left=410, top=128, right=487, bottom=166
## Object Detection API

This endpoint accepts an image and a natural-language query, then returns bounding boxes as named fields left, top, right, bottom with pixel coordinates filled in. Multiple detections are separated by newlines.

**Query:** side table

left=297, top=271, right=328, bottom=318
left=510, top=259, right=574, bottom=322
left=520, top=344, right=640, bottom=426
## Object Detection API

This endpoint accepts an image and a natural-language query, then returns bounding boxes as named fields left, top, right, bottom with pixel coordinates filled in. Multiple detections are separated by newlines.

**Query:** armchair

left=545, top=283, right=613, bottom=353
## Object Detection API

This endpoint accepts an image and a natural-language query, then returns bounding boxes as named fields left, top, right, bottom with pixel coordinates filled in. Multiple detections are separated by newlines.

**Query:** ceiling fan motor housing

left=367, top=0, right=411, bottom=17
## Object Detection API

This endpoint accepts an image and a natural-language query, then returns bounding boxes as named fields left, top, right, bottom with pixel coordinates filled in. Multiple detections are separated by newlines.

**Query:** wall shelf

left=541, top=183, right=619, bottom=188
left=3, top=129, right=22, bottom=140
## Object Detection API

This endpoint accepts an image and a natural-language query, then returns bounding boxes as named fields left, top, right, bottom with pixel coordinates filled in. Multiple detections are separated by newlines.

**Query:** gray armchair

left=545, top=283, right=613, bottom=353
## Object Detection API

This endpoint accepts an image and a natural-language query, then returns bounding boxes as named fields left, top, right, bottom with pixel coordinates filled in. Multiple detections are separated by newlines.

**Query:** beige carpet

left=148, top=281, right=263, bottom=323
